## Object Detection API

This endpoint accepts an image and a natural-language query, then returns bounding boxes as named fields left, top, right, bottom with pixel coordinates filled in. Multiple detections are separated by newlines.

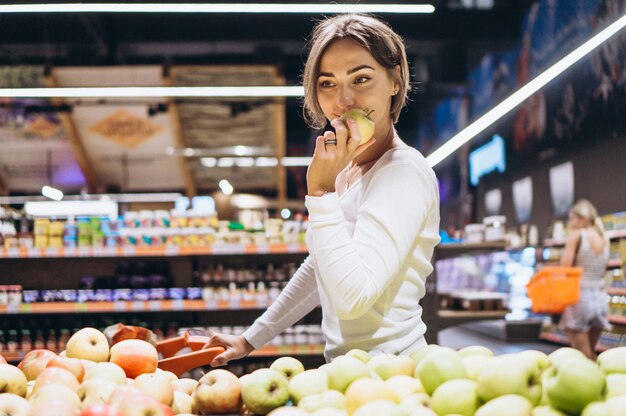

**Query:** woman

left=207, top=14, right=440, bottom=365
left=559, top=199, right=610, bottom=359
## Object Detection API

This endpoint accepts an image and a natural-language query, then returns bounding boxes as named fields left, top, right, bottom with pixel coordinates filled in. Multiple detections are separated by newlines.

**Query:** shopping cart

left=526, top=266, right=582, bottom=314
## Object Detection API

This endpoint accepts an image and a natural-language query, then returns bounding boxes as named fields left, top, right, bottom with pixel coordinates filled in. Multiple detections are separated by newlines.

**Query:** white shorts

left=559, top=287, right=612, bottom=332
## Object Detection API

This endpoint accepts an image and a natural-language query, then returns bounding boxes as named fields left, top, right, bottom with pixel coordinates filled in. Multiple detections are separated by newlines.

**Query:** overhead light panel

left=41, top=186, right=64, bottom=201
left=426, top=11, right=626, bottom=168
left=0, top=3, right=435, bottom=14
left=0, top=86, right=304, bottom=99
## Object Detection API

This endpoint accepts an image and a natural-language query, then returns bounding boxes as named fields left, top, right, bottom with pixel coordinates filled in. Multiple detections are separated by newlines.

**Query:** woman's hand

left=306, top=117, right=375, bottom=196
left=203, top=332, right=255, bottom=367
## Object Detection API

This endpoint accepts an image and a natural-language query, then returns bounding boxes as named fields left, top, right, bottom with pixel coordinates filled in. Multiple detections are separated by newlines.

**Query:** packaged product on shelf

left=34, top=218, right=50, bottom=249
left=464, top=223, right=485, bottom=243
left=0, top=286, right=8, bottom=304
left=63, top=216, right=78, bottom=248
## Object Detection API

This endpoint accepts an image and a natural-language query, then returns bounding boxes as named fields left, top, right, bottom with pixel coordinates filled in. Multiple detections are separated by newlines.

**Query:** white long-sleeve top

left=242, top=146, right=440, bottom=360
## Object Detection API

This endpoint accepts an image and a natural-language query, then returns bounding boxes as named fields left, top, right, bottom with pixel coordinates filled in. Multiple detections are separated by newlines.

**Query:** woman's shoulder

left=375, top=146, right=434, bottom=177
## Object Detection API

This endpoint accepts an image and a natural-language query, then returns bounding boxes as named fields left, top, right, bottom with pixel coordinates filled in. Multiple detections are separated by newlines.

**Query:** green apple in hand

left=326, top=355, right=370, bottom=393
left=417, top=346, right=467, bottom=395
left=288, top=369, right=328, bottom=404
left=367, top=353, right=415, bottom=380
left=269, top=356, right=305, bottom=382
left=476, top=355, right=542, bottom=405
left=597, top=346, right=626, bottom=374
left=297, top=390, right=345, bottom=413
left=430, top=379, right=480, bottom=416
left=340, top=108, right=374, bottom=144
left=545, top=356, right=605, bottom=414
left=241, top=368, right=290, bottom=415
left=475, top=394, right=532, bottom=416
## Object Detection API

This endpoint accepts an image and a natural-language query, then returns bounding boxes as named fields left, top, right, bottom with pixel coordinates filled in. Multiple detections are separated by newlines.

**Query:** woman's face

left=316, top=38, right=398, bottom=137
left=568, top=212, right=589, bottom=229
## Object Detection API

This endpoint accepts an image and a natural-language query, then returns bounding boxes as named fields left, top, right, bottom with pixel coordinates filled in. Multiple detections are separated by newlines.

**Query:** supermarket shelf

left=539, top=331, right=611, bottom=352
left=249, top=344, right=325, bottom=357
left=0, top=244, right=308, bottom=259
left=609, top=315, right=626, bottom=325
left=607, top=229, right=626, bottom=240
left=438, top=310, right=508, bottom=330
left=544, top=229, right=626, bottom=248
left=607, top=259, right=624, bottom=268
left=1, top=344, right=325, bottom=363
left=0, top=299, right=273, bottom=315
left=608, top=288, right=626, bottom=296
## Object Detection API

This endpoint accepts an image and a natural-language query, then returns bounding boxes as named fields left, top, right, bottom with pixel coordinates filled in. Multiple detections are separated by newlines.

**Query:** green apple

left=270, top=356, right=305, bottom=382
left=340, top=108, right=374, bottom=144
left=606, top=394, right=626, bottom=414
left=545, top=356, right=605, bottom=414
left=297, top=390, right=345, bottom=412
left=367, top=353, right=415, bottom=380
left=462, top=355, right=493, bottom=380
left=458, top=345, right=494, bottom=358
left=326, top=355, right=370, bottom=393
left=241, top=368, right=290, bottom=415
left=398, top=392, right=430, bottom=412
left=581, top=401, right=612, bottom=416
left=266, top=406, right=310, bottom=415
left=548, top=347, right=586, bottom=368
left=477, top=354, right=542, bottom=405
left=344, top=377, right=397, bottom=415
left=288, top=369, right=328, bottom=404
left=518, top=350, right=551, bottom=374
left=475, top=394, right=532, bottom=416
left=345, top=349, right=370, bottom=364
left=311, top=408, right=347, bottom=416
left=606, top=373, right=626, bottom=398
left=430, top=379, right=480, bottom=416
left=411, top=344, right=441, bottom=374
left=385, top=375, right=424, bottom=401
left=531, top=405, right=566, bottom=416
left=406, top=407, right=437, bottom=416
left=416, top=347, right=467, bottom=395
left=597, top=346, right=626, bottom=374
left=352, top=400, right=404, bottom=416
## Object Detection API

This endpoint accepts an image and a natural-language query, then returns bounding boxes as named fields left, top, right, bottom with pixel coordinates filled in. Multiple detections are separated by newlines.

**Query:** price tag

left=255, top=244, right=270, bottom=254
left=205, top=299, right=217, bottom=310
left=229, top=298, right=240, bottom=310
left=132, top=301, right=144, bottom=311
left=103, top=246, right=116, bottom=256
left=45, top=247, right=60, bottom=257
left=92, top=247, right=104, bottom=256
left=122, top=246, right=136, bottom=256
left=148, top=301, right=161, bottom=311
left=7, top=248, right=20, bottom=258
left=172, top=299, right=184, bottom=311
left=165, top=246, right=179, bottom=256
left=114, top=302, right=127, bottom=312
left=78, top=247, right=90, bottom=257
left=287, top=243, right=301, bottom=253
left=28, top=248, right=41, bottom=258
left=7, top=304, right=19, bottom=314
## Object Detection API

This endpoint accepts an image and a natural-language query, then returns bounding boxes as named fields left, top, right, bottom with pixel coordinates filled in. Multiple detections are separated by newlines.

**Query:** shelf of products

left=539, top=331, right=611, bottom=352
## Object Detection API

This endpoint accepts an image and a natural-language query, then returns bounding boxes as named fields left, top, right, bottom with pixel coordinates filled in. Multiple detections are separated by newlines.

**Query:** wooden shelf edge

left=438, top=310, right=509, bottom=319
left=539, top=331, right=611, bottom=352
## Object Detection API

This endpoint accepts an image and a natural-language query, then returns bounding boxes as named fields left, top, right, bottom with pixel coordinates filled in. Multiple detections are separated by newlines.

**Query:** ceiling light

left=234, top=145, right=251, bottom=156
left=426, top=11, right=626, bottom=168
left=255, top=157, right=279, bottom=167
left=41, top=186, right=64, bottom=201
left=0, top=86, right=305, bottom=98
left=219, top=179, right=234, bottom=195
left=25, top=200, right=118, bottom=219
left=280, top=156, right=311, bottom=167
left=281, top=208, right=291, bottom=219
left=0, top=3, right=435, bottom=14
left=200, top=157, right=218, bottom=167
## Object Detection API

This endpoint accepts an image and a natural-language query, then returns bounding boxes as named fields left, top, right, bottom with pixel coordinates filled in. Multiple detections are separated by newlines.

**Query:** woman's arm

left=560, top=230, right=580, bottom=267
left=306, top=160, right=438, bottom=320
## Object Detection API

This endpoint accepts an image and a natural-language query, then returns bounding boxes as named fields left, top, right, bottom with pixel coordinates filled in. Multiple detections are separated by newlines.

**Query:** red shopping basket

left=526, top=266, right=582, bottom=314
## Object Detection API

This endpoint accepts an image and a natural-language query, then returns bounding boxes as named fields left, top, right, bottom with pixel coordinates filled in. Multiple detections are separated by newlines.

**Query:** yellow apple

left=66, top=328, right=110, bottom=363
left=0, top=364, right=28, bottom=397
left=340, top=108, right=374, bottom=144
left=133, top=372, right=174, bottom=406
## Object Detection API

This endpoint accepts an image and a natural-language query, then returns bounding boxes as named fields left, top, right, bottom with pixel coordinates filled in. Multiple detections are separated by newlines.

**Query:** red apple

left=109, top=340, right=158, bottom=379
left=80, top=404, right=122, bottom=416
left=0, top=393, right=31, bottom=416
left=17, top=349, right=57, bottom=381
left=33, top=366, right=80, bottom=393
left=193, top=368, right=242, bottom=414
left=133, top=372, right=174, bottom=406
left=118, top=394, right=172, bottom=416
left=66, top=328, right=110, bottom=363
left=47, top=356, right=85, bottom=382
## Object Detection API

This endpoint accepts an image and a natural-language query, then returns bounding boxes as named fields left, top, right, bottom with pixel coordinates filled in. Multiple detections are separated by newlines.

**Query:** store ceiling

left=0, top=0, right=532, bottom=198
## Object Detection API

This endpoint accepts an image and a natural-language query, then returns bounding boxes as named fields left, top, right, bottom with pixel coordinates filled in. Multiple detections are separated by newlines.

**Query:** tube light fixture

left=426, top=12, right=626, bottom=168
left=0, top=86, right=304, bottom=99
left=200, top=156, right=311, bottom=167
left=41, top=186, right=64, bottom=201
left=0, top=3, right=435, bottom=14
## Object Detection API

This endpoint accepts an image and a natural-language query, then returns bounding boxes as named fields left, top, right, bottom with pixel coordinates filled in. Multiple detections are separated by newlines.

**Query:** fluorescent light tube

left=0, top=86, right=304, bottom=98
left=426, top=12, right=626, bottom=168
left=41, top=186, right=64, bottom=201
left=25, top=200, right=118, bottom=219
left=0, top=3, right=435, bottom=14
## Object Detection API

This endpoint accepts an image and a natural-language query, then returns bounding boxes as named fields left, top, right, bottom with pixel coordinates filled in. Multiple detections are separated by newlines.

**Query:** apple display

left=547, top=347, right=586, bottom=368
left=171, top=391, right=193, bottom=415
left=430, top=379, right=480, bottom=416
left=518, top=350, right=550, bottom=374
left=340, top=108, right=375, bottom=144
left=33, top=366, right=80, bottom=393
left=403, top=406, right=437, bottom=416
left=310, top=409, right=347, bottom=416
left=544, top=356, right=605, bottom=414
left=297, top=390, right=345, bottom=413
left=171, top=378, right=198, bottom=396
left=476, top=354, right=542, bottom=405
left=597, top=346, right=626, bottom=374
left=47, top=356, right=85, bottom=383
left=133, top=372, right=174, bottom=406
left=462, top=355, right=493, bottom=380
left=398, top=393, right=430, bottom=413
left=581, top=401, right=612, bottom=416
left=30, top=398, right=81, bottom=416
left=78, top=379, right=118, bottom=408
left=0, top=393, right=31, bottom=416
left=288, top=369, right=329, bottom=404
left=108, top=385, right=143, bottom=409
left=117, top=394, right=171, bottom=416
left=83, top=362, right=127, bottom=385
left=410, top=344, right=441, bottom=372
left=66, top=328, right=110, bottom=363
left=351, top=400, right=404, bottom=416
left=605, top=373, right=626, bottom=398
left=80, top=403, right=122, bottom=416
left=29, top=383, right=82, bottom=409
left=0, top=364, right=28, bottom=397
left=266, top=406, right=310, bottom=416
left=475, top=394, right=532, bottom=416
left=269, top=356, right=305, bottom=381
left=155, top=370, right=178, bottom=383
left=367, top=353, right=415, bottom=380
left=326, top=356, right=369, bottom=393
left=458, top=345, right=494, bottom=358
left=241, top=368, right=290, bottom=415
left=384, top=375, right=424, bottom=401
left=193, top=368, right=242, bottom=414
left=416, top=346, right=467, bottom=395
left=531, top=405, right=567, bottom=416
left=17, top=349, right=57, bottom=381
left=109, top=340, right=158, bottom=379
left=344, top=377, right=397, bottom=415
left=345, top=349, right=370, bottom=364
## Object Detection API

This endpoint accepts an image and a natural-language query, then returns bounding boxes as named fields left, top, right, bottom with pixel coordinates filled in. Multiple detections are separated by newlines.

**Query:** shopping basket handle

left=157, top=346, right=226, bottom=377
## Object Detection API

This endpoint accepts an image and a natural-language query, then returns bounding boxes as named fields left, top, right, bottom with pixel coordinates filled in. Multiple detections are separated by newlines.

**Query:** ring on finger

left=324, top=139, right=337, bottom=145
